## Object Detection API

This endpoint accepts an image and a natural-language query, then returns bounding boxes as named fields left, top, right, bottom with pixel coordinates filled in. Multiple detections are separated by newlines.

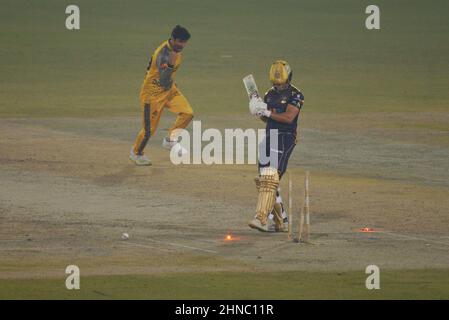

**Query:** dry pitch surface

left=1, top=114, right=448, bottom=297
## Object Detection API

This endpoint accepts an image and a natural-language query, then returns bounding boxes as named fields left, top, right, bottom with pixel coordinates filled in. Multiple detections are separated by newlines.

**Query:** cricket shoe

left=129, top=148, right=152, bottom=166
left=267, top=218, right=289, bottom=233
left=162, top=137, right=178, bottom=149
left=278, top=218, right=289, bottom=233
left=162, top=137, right=188, bottom=156
left=248, top=218, right=276, bottom=233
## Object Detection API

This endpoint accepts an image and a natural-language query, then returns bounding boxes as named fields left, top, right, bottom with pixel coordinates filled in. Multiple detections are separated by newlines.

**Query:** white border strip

left=382, top=231, right=449, bottom=247
left=127, top=238, right=218, bottom=254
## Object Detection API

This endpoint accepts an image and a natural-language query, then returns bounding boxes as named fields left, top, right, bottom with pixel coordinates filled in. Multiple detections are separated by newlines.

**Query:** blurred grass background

left=1, top=269, right=449, bottom=299
left=0, top=0, right=448, bottom=117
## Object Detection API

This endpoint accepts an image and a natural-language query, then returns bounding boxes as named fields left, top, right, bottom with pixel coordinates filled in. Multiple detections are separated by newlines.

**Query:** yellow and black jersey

left=140, top=40, right=182, bottom=98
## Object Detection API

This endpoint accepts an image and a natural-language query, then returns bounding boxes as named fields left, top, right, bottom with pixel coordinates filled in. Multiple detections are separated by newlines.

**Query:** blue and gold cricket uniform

left=258, top=84, right=304, bottom=178
left=133, top=40, right=193, bottom=155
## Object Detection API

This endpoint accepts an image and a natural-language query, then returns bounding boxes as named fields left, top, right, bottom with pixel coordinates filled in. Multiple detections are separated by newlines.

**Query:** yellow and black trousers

left=133, top=85, right=193, bottom=156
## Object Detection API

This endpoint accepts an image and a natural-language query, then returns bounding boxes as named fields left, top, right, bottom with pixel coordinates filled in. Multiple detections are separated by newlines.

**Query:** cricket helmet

left=269, top=60, right=292, bottom=85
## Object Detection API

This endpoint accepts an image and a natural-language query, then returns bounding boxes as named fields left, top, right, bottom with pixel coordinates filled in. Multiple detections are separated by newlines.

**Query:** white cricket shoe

left=265, top=219, right=289, bottom=233
left=162, top=137, right=188, bottom=156
left=278, top=218, right=289, bottom=233
left=129, top=148, right=151, bottom=166
left=266, top=219, right=288, bottom=233
left=162, top=137, right=178, bottom=149
left=248, top=218, right=276, bottom=233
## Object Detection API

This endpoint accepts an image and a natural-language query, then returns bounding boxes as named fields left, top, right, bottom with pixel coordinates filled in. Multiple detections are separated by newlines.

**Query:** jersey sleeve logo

left=289, top=95, right=301, bottom=107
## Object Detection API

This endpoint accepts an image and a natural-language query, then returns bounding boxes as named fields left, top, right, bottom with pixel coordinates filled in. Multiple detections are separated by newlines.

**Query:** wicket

left=287, top=171, right=310, bottom=243
left=298, top=171, right=310, bottom=243
left=287, top=171, right=293, bottom=240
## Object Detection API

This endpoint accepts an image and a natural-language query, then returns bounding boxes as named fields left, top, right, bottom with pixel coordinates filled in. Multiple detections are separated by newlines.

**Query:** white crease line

left=382, top=231, right=449, bottom=247
left=119, top=241, right=173, bottom=252
left=0, top=246, right=73, bottom=251
left=145, top=238, right=218, bottom=254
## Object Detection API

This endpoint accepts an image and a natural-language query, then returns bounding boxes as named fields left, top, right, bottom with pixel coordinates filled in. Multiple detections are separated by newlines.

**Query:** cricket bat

left=243, top=74, right=260, bottom=100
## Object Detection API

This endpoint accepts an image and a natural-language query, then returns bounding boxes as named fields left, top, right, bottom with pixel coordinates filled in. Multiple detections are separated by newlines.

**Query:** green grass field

left=2, top=270, right=449, bottom=299
left=1, top=0, right=448, bottom=117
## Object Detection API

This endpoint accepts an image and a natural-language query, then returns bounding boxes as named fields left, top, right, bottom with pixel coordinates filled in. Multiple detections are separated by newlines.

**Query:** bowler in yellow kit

left=130, top=25, right=193, bottom=166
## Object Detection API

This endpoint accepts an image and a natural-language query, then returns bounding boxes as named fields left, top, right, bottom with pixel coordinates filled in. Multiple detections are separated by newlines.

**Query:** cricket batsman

left=130, top=25, right=193, bottom=166
left=248, top=60, right=304, bottom=232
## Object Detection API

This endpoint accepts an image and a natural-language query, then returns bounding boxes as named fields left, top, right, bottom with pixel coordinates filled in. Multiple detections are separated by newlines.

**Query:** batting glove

left=249, top=97, right=267, bottom=116
left=256, top=108, right=271, bottom=118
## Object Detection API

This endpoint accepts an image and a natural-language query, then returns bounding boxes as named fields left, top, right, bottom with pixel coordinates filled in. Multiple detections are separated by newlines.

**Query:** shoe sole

left=248, top=222, right=272, bottom=233
left=129, top=156, right=152, bottom=166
